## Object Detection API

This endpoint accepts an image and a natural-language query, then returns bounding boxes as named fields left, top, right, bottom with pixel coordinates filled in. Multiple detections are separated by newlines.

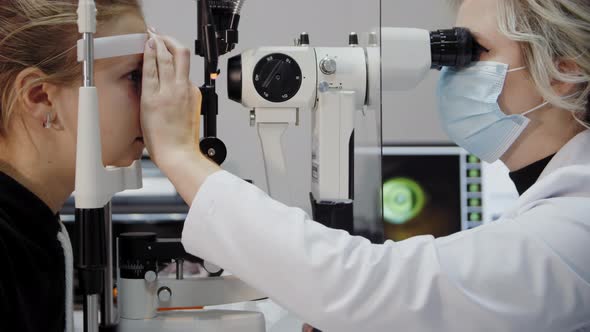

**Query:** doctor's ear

left=551, top=58, right=582, bottom=96
left=14, top=67, right=63, bottom=130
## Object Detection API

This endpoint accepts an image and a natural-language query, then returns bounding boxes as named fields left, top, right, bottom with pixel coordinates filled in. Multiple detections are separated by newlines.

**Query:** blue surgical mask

left=437, top=61, right=548, bottom=163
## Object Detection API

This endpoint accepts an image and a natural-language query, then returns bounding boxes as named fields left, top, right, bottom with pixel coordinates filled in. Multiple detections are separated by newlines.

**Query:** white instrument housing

left=234, top=28, right=433, bottom=204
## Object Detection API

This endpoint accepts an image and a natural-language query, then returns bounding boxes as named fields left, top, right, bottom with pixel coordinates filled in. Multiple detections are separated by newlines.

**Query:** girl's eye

left=126, top=69, right=143, bottom=94
left=127, top=70, right=142, bottom=85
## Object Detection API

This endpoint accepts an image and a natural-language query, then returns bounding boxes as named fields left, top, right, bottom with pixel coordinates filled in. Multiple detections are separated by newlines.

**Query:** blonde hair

left=450, top=0, right=590, bottom=124
left=0, top=0, right=144, bottom=136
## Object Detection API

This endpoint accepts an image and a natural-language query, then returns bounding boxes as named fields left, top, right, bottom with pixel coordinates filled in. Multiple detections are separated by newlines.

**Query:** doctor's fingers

left=158, top=35, right=191, bottom=82
left=142, top=36, right=159, bottom=94
left=150, top=33, right=175, bottom=84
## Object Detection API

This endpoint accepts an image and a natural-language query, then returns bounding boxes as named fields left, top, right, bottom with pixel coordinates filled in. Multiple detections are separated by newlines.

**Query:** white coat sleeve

left=181, top=171, right=590, bottom=332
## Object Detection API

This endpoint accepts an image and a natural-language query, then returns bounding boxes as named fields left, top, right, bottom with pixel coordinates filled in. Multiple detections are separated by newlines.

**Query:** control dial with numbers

left=253, top=53, right=303, bottom=103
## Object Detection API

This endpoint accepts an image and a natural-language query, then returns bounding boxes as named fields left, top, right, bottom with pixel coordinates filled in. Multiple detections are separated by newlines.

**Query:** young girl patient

left=0, top=1, right=147, bottom=330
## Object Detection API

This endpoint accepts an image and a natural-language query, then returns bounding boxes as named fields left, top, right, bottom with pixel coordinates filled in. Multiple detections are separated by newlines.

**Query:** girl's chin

left=108, top=145, right=145, bottom=168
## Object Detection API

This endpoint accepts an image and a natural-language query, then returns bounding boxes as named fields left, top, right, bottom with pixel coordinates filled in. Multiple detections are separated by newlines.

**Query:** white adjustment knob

left=204, top=261, right=222, bottom=274
left=144, top=270, right=157, bottom=283
left=158, top=287, right=172, bottom=302
left=318, top=81, right=330, bottom=93
left=319, top=57, right=337, bottom=75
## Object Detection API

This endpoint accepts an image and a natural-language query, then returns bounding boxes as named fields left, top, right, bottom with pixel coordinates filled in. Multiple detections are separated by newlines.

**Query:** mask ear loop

left=508, top=66, right=527, bottom=73
left=507, top=65, right=590, bottom=129
left=506, top=65, right=550, bottom=117
left=521, top=92, right=590, bottom=130
left=522, top=100, right=550, bottom=117
left=521, top=93, right=578, bottom=118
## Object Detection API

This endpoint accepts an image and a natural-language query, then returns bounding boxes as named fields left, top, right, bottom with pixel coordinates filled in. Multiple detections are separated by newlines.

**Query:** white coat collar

left=539, top=129, right=590, bottom=181
left=505, top=130, right=590, bottom=216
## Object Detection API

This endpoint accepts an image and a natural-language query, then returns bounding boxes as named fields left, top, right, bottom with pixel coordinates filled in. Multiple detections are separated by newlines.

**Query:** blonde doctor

left=140, top=0, right=590, bottom=331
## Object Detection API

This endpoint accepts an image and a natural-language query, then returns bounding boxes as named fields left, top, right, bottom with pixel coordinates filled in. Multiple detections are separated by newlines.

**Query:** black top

left=0, top=172, right=65, bottom=331
left=509, top=154, right=555, bottom=196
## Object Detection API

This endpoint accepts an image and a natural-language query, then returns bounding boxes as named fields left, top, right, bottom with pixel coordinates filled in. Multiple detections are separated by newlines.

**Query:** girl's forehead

left=97, top=11, right=147, bottom=38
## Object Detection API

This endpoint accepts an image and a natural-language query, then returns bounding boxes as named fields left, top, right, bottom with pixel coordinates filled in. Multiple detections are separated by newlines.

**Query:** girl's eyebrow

left=128, top=55, right=144, bottom=67
left=119, top=55, right=143, bottom=71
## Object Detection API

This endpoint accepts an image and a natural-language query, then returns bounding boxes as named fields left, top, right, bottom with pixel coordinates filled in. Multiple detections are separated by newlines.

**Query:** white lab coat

left=181, top=130, right=590, bottom=332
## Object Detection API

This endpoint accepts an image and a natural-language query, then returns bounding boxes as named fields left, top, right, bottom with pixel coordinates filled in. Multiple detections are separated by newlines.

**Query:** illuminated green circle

left=382, top=177, right=426, bottom=225
left=468, top=155, right=480, bottom=163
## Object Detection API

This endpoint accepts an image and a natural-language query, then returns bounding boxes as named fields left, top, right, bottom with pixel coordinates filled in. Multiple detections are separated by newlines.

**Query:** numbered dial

left=253, top=53, right=302, bottom=103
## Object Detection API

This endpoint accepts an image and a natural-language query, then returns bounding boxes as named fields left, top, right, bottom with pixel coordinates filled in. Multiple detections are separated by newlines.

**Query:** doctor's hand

left=140, top=31, right=220, bottom=204
left=140, top=31, right=200, bottom=166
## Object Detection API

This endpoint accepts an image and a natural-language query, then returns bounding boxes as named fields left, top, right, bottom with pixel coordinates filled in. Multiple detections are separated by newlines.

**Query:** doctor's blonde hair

left=0, top=0, right=144, bottom=136
left=450, top=0, right=590, bottom=125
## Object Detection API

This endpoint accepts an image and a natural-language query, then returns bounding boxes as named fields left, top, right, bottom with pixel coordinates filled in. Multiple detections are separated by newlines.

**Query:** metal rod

left=84, top=295, right=100, bottom=332
left=101, top=202, right=116, bottom=326
left=79, top=4, right=104, bottom=332
left=82, top=30, right=103, bottom=332
left=176, top=259, right=184, bottom=280
left=83, top=33, right=94, bottom=87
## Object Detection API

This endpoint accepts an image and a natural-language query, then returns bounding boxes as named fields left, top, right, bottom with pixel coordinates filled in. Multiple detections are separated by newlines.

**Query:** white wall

left=141, top=0, right=455, bottom=213
left=381, top=0, right=457, bottom=145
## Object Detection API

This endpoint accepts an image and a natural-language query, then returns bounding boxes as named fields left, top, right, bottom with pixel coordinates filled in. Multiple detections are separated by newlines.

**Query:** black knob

left=253, top=53, right=303, bottom=103
left=349, top=33, right=359, bottom=46
left=299, top=33, right=310, bottom=46
left=200, top=136, right=228, bottom=165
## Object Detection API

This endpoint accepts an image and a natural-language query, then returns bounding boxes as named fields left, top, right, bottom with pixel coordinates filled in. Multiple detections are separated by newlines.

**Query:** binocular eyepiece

left=430, top=27, right=486, bottom=70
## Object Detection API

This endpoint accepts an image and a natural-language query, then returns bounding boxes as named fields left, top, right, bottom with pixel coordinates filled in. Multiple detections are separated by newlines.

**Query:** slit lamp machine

left=73, top=0, right=484, bottom=331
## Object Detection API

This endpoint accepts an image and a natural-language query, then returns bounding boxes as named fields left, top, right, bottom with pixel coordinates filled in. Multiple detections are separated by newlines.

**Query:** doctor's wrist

left=156, top=148, right=221, bottom=204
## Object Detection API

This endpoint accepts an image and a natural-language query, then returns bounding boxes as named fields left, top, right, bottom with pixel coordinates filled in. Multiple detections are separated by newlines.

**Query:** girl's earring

left=44, top=112, right=52, bottom=129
